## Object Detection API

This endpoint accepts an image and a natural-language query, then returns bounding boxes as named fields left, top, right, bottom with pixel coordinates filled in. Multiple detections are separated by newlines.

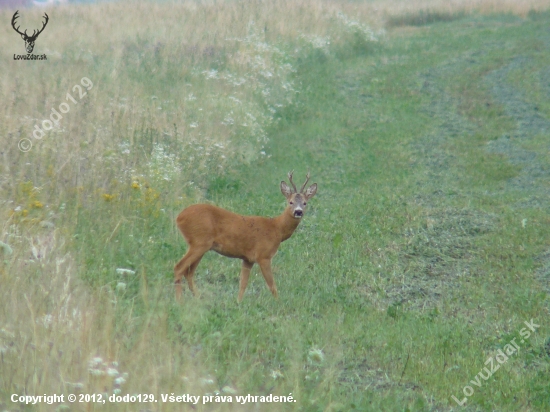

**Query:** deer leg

left=238, top=260, right=254, bottom=302
left=174, top=247, right=207, bottom=299
left=185, top=255, right=204, bottom=295
left=258, top=259, right=278, bottom=299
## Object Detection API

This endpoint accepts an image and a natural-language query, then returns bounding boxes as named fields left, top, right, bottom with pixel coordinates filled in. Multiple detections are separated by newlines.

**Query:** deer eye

left=289, top=201, right=293, bottom=205
left=303, top=202, right=307, bottom=206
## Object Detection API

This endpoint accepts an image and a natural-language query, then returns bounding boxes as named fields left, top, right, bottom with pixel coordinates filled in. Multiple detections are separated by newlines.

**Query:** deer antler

left=30, top=13, right=49, bottom=40
left=287, top=170, right=298, bottom=193
left=11, top=11, right=49, bottom=41
left=300, top=171, right=310, bottom=193
left=11, top=11, right=25, bottom=37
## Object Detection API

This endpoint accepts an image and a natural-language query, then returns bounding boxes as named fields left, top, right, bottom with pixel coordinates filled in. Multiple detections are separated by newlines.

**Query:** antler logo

left=11, top=10, right=49, bottom=54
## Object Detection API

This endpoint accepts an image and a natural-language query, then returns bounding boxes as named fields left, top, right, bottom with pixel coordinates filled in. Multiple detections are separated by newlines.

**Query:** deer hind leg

left=258, top=259, right=278, bottom=299
left=238, top=260, right=254, bottom=303
left=174, top=246, right=208, bottom=299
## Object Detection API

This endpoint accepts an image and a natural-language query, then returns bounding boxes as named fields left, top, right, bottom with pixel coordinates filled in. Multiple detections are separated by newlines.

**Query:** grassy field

left=1, top=1, right=550, bottom=411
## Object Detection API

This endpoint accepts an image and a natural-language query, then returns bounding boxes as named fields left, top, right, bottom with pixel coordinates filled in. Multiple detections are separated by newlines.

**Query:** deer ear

left=280, top=181, right=292, bottom=198
left=304, top=183, right=317, bottom=199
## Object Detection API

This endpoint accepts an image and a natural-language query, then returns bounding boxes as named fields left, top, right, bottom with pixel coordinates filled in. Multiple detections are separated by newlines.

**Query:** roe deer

left=174, top=171, right=317, bottom=301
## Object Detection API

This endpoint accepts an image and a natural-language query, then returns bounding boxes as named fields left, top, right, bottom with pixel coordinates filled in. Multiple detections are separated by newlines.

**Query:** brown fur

left=174, top=172, right=317, bottom=301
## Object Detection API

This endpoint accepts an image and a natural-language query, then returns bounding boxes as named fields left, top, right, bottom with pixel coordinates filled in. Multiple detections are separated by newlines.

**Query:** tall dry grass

left=0, top=0, right=385, bottom=211
left=0, top=225, right=261, bottom=411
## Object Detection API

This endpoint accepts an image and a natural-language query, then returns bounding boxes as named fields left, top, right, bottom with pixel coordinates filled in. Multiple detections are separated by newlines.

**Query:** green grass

left=2, top=3, right=550, bottom=412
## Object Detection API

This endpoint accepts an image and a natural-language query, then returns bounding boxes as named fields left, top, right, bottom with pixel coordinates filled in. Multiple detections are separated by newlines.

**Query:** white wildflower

left=270, top=370, right=284, bottom=379
left=221, top=386, right=237, bottom=395
left=114, top=376, right=126, bottom=386
left=89, top=357, right=103, bottom=367
left=203, top=69, right=219, bottom=79
left=116, top=268, right=135, bottom=276
left=107, top=368, right=119, bottom=377
left=201, top=378, right=215, bottom=386
left=222, top=116, right=235, bottom=126
left=337, top=12, right=380, bottom=42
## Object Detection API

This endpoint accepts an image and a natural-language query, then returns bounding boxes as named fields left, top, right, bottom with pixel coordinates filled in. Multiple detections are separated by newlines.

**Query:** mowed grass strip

left=212, top=11, right=550, bottom=410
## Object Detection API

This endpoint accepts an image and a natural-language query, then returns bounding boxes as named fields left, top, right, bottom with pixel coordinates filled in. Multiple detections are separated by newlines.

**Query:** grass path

left=202, top=11, right=550, bottom=410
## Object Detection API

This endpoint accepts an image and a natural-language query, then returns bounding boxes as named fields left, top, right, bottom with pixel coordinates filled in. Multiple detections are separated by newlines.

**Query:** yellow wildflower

left=144, top=188, right=159, bottom=202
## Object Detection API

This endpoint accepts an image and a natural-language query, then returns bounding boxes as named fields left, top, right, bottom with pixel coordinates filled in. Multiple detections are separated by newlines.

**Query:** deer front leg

left=258, top=258, right=278, bottom=299
left=238, top=260, right=254, bottom=302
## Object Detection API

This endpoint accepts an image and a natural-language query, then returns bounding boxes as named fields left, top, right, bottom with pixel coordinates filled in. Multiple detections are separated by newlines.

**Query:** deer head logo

left=11, top=10, right=49, bottom=54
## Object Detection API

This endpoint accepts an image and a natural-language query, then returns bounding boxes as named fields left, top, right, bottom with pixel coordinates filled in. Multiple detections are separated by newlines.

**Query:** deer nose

left=293, top=208, right=303, bottom=218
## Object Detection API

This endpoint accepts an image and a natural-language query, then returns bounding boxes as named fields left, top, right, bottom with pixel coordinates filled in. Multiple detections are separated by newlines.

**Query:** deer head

left=280, top=171, right=317, bottom=219
left=12, top=11, right=49, bottom=54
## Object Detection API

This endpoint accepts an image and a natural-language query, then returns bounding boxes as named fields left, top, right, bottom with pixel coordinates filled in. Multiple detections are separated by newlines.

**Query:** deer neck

left=275, top=208, right=301, bottom=242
